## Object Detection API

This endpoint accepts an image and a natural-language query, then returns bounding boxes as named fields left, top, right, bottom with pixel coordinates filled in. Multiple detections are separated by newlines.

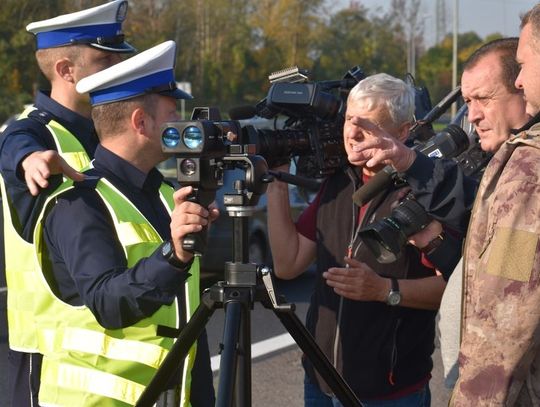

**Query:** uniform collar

left=93, top=145, right=164, bottom=194
left=34, top=90, right=95, bottom=138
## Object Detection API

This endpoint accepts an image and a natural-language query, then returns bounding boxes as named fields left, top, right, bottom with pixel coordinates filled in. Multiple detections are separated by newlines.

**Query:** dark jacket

left=304, top=166, right=437, bottom=399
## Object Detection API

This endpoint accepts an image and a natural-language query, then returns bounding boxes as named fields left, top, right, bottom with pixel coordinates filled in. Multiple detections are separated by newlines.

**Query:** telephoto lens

left=358, top=195, right=431, bottom=263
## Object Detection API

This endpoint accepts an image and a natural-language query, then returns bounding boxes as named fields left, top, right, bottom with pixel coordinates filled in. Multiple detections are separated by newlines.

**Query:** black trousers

left=8, top=350, right=42, bottom=407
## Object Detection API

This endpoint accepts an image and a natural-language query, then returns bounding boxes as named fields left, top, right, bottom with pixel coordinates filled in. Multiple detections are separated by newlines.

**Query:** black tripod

left=136, top=172, right=362, bottom=407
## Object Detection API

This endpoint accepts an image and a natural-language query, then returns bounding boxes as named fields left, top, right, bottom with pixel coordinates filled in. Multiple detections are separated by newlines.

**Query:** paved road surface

left=0, top=271, right=452, bottom=406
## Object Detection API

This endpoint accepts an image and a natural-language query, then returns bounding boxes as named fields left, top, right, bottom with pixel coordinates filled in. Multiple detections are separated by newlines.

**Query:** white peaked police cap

left=26, top=0, right=135, bottom=53
left=76, top=40, right=193, bottom=105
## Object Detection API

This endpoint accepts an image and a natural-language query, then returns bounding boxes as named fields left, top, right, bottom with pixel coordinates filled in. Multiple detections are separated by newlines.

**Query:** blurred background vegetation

left=0, top=0, right=502, bottom=122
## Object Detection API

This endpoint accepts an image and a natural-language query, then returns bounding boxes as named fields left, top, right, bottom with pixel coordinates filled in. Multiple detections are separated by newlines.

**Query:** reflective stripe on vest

left=3, top=106, right=90, bottom=353
left=33, top=178, right=199, bottom=406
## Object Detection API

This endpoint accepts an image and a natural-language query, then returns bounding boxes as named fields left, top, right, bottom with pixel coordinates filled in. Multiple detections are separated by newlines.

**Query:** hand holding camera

left=170, top=186, right=219, bottom=262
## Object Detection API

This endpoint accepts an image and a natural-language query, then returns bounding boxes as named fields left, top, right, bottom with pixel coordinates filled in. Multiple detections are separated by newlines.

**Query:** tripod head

left=167, top=149, right=271, bottom=255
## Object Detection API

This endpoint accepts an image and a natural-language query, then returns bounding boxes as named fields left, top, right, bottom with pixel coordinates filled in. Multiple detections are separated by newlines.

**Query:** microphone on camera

left=412, top=86, right=462, bottom=130
left=353, top=124, right=470, bottom=206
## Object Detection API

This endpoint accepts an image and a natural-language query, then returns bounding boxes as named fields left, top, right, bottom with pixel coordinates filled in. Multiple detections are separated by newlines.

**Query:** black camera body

left=161, top=109, right=268, bottom=207
left=251, top=66, right=364, bottom=178
left=359, top=194, right=432, bottom=263
left=263, top=82, right=341, bottom=120
left=162, top=66, right=365, bottom=189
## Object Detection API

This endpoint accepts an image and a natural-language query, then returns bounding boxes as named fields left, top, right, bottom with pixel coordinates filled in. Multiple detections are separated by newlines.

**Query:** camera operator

left=267, top=73, right=446, bottom=405
left=27, top=41, right=217, bottom=406
left=451, top=7, right=540, bottom=406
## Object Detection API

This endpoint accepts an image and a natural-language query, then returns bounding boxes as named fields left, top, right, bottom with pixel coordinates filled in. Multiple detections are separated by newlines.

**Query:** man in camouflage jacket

left=451, top=125, right=540, bottom=406
left=451, top=5, right=540, bottom=405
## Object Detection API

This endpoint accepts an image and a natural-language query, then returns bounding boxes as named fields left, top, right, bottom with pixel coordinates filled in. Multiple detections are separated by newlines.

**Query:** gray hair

left=347, top=73, right=415, bottom=127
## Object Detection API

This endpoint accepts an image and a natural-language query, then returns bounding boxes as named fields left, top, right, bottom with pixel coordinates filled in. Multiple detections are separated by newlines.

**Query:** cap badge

left=116, top=1, right=128, bottom=22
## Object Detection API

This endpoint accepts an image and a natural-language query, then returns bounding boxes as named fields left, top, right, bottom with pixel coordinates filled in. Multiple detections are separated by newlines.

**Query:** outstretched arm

left=21, top=150, right=84, bottom=195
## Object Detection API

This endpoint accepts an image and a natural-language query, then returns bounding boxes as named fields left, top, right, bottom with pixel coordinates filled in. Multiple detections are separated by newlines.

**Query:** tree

left=313, top=3, right=408, bottom=82
left=0, top=0, right=508, bottom=124
left=417, top=31, right=482, bottom=104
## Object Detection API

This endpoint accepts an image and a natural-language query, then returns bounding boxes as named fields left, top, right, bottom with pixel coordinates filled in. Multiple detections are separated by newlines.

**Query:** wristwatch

left=161, top=240, right=186, bottom=268
left=422, top=233, right=445, bottom=255
left=386, top=278, right=401, bottom=306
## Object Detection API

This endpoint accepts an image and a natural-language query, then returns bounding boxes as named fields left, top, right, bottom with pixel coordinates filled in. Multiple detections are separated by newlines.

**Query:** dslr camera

left=359, top=193, right=432, bottom=264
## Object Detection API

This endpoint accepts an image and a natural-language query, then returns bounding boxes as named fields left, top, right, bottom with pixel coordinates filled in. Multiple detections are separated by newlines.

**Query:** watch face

left=387, top=291, right=401, bottom=306
left=162, top=240, right=173, bottom=256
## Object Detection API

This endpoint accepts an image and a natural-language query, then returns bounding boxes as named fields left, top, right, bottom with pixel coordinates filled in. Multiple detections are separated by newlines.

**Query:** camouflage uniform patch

left=487, top=227, right=538, bottom=282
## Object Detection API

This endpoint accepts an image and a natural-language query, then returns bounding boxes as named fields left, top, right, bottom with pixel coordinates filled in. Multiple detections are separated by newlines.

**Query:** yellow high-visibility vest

left=33, top=177, right=200, bottom=406
left=3, top=106, right=91, bottom=353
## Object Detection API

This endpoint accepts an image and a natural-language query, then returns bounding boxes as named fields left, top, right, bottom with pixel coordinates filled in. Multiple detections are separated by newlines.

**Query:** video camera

left=159, top=67, right=370, bottom=251
left=238, top=65, right=366, bottom=178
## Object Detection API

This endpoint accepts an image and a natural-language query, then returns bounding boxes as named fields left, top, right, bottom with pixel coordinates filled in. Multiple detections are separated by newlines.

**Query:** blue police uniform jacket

left=41, top=145, right=215, bottom=406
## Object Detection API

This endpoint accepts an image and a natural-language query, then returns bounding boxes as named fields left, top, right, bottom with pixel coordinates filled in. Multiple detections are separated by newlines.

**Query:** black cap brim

left=159, top=88, right=194, bottom=100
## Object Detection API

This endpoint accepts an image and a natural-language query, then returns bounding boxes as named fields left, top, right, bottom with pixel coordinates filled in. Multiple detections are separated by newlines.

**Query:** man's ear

left=131, top=107, right=146, bottom=135
left=55, top=58, right=75, bottom=83
left=397, top=121, right=411, bottom=142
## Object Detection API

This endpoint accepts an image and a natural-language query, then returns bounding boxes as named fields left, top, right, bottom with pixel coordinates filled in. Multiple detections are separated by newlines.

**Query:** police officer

left=0, top=1, right=134, bottom=405
left=33, top=40, right=216, bottom=406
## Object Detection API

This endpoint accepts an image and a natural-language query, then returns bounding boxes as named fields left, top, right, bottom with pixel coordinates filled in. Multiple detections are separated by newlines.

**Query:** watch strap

left=422, top=233, right=445, bottom=255
left=390, top=277, right=399, bottom=292
left=162, top=240, right=188, bottom=268
left=386, top=277, right=401, bottom=306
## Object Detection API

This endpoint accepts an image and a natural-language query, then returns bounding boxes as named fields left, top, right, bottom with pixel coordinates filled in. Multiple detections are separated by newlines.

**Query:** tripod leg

left=259, top=268, right=362, bottom=407
left=273, top=309, right=363, bottom=407
left=217, top=291, right=252, bottom=407
left=136, top=290, right=217, bottom=407
left=236, top=300, right=251, bottom=407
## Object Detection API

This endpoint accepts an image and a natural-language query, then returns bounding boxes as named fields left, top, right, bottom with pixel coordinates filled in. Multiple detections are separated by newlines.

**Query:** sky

left=333, top=0, right=538, bottom=47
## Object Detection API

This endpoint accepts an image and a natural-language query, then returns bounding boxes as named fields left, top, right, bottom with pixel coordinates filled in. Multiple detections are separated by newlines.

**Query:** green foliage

left=0, top=0, right=507, bottom=123
left=416, top=31, right=483, bottom=103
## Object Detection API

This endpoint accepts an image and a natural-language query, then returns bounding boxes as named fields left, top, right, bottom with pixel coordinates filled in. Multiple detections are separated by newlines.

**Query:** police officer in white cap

left=31, top=40, right=216, bottom=407
left=0, top=1, right=134, bottom=405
